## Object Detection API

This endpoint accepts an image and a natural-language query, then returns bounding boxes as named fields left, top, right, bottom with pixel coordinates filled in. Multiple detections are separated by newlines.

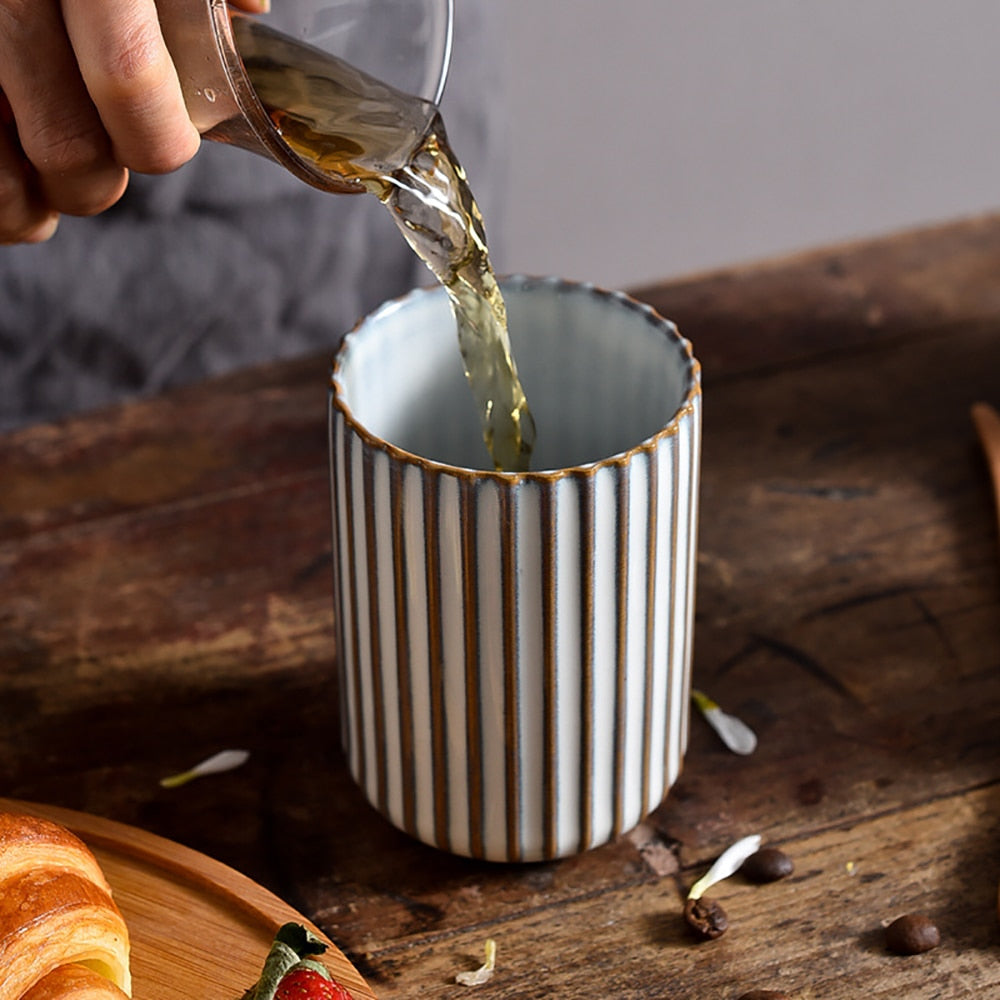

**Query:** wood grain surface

left=1, top=214, right=999, bottom=998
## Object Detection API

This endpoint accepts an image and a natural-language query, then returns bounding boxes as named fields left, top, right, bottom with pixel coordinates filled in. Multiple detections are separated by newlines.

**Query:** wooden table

left=2, top=215, right=999, bottom=999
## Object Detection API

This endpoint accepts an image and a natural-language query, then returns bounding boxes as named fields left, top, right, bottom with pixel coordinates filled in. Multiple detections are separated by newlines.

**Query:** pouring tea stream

left=157, top=0, right=534, bottom=471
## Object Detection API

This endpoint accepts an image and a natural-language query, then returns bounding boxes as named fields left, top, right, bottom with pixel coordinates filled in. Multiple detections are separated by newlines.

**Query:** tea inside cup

left=334, top=275, right=698, bottom=472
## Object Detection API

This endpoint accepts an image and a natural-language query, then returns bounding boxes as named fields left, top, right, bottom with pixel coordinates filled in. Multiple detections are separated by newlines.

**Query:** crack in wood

left=800, top=585, right=921, bottom=622
left=714, top=632, right=858, bottom=703
left=764, top=483, right=877, bottom=501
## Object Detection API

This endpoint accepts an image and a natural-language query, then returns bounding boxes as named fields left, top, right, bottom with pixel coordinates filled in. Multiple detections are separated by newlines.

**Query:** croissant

left=21, top=966, right=129, bottom=1000
left=0, top=812, right=131, bottom=1000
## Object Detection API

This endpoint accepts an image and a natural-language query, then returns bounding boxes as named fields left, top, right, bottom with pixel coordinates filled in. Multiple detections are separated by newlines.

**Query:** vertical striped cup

left=329, top=276, right=701, bottom=862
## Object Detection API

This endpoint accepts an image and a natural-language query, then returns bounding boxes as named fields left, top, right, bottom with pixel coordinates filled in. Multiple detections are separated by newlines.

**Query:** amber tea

left=233, top=16, right=535, bottom=472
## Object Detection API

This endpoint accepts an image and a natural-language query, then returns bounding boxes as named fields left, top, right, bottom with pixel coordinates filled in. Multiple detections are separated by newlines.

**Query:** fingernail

left=26, top=214, right=60, bottom=244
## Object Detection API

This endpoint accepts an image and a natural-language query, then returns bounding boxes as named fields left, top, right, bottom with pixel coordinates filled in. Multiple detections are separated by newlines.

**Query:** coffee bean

left=736, top=991, right=791, bottom=1000
left=740, top=846, right=794, bottom=883
left=683, top=895, right=728, bottom=940
left=884, top=913, right=940, bottom=954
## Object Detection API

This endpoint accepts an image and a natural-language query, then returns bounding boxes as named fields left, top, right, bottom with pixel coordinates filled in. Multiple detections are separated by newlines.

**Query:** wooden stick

left=971, top=402, right=1000, bottom=550
left=971, top=402, right=1000, bottom=920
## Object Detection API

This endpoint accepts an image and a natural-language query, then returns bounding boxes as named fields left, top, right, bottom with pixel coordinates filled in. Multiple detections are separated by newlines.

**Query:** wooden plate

left=0, top=798, right=376, bottom=1000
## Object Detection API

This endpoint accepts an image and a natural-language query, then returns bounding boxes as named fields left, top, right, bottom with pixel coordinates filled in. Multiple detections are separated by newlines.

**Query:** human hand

left=0, top=0, right=270, bottom=245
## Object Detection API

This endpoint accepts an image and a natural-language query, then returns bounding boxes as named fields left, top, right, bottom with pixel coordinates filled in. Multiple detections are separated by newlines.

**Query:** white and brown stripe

left=329, top=279, right=701, bottom=862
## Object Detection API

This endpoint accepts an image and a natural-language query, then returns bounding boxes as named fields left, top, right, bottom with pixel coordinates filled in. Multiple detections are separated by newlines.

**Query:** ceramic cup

left=328, top=275, right=702, bottom=862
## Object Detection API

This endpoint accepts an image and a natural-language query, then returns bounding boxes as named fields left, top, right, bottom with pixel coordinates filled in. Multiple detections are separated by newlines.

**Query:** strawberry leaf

left=242, top=924, right=329, bottom=1000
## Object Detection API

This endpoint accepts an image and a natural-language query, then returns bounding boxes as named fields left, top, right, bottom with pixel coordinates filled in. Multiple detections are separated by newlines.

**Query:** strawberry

left=274, top=967, right=353, bottom=1000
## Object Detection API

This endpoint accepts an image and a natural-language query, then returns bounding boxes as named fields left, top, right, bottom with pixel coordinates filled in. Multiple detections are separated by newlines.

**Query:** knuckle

left=0, top=0, right=32, bottom=29
left=22, top=113, right=108, bottom=179
left=94, top=16, right=173, bottom=100
left=26, top=130, right=127, bottom=216
left=82, top=20, right=198, bottom=175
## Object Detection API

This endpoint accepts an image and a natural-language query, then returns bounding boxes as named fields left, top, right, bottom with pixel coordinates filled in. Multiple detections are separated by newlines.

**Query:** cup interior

left=333, top=276, right=699, bottom=473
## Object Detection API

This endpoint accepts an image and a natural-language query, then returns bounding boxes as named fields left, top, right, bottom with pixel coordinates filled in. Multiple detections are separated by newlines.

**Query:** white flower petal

left=192, top=749, right=250, bottom=775
left=704, top=706, right=758, bottom=755
left=692, top=690, right=758, bottom=755
left=688, top=834, right=763, bottom=900
left=456, top=939, right=497, bottom=986
left=160, top=749, right=250, bottom=788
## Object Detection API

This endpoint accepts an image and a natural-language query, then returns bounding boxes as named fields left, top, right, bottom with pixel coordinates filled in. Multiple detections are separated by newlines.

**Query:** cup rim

left=329, top=274, right=703, bottom=482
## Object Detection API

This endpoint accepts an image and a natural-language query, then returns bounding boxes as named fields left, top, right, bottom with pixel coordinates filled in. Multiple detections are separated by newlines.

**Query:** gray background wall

left=491, top=0, right=1000, bottom=289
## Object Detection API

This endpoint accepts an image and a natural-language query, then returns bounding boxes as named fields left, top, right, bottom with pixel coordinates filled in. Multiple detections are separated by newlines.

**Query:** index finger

left=61, top=0, right=199, bottom=175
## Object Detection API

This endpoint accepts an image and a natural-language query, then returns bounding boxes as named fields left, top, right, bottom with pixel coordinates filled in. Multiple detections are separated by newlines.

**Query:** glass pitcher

left=156, top=0, right=454, bottom=193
